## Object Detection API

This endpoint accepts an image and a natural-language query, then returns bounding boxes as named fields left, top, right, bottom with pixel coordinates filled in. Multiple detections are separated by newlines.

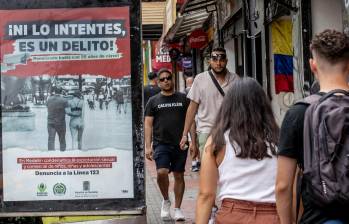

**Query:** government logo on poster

left=53, top=183, right=66, bottom=196
left=37, top=183, right=48, bottom=196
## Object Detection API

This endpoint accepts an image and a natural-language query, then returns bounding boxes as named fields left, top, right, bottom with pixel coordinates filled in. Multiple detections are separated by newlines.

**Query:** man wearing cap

left=179, top=47, right=237, bottom=223
left=143, top=71, right=161, bottom=107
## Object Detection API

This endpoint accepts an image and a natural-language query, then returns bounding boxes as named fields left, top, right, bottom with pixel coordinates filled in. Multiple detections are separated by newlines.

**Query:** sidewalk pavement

left=146, top=157, right=199, bottom=224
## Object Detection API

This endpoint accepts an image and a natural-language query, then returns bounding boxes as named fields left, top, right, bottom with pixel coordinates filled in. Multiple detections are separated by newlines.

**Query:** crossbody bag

left=208, top=70, right=225, bottom=97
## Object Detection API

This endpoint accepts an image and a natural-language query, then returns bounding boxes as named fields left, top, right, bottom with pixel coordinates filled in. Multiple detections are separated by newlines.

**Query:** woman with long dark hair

left=196, top=77, right=280, bottom=224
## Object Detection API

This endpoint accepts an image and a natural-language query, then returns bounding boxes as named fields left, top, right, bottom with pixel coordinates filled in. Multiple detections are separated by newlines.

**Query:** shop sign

left=181, top=57, right=192, bottom=69
left=188, top=29, right=208, bottom=49
left=152, top=44, right=172, bottom=71
left=155, top=47, right=171, bottom=63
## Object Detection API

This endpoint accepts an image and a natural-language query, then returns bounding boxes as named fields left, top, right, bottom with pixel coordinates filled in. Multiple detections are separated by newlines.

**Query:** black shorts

left=153, top=143, right=188, bottom=173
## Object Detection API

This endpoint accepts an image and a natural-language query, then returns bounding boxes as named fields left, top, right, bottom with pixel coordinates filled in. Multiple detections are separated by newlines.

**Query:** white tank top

left=217, top=132, right=277, bottom=203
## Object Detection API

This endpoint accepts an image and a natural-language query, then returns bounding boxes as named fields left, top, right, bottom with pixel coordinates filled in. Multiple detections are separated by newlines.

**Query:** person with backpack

left=276, top=29, right=349, bottom=224
left=196, top=77, right=280, bottom=224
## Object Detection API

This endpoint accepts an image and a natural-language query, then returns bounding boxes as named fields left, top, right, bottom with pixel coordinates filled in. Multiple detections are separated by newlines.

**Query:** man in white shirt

left=179, top=47, right=237, bottom=223
left=180, top=47, right=237, bottom=156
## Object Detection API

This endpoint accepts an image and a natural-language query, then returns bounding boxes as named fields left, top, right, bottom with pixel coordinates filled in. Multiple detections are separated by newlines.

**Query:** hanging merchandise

left=271, top=19, right=294, bottom=94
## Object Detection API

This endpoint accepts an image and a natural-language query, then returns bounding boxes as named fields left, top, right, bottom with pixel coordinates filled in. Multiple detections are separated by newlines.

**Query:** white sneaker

left=174, top=208, right=185, bottom=221
left=208, top=206, right=218, bottom=224
left=160, top=199, right=171, bottom=221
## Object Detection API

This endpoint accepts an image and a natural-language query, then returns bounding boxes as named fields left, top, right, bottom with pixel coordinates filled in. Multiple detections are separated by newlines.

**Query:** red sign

left=0, top=7, right=131, bottom=78
left=152, top=41, right=172, bottom=71
left=188, top=29, right=208, bottom=49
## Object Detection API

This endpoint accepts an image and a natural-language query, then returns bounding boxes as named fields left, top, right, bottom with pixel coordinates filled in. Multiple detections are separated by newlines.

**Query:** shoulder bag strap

left=296, top=168, right=303, bottom=223
left=208, top=70, right=225, bottom=97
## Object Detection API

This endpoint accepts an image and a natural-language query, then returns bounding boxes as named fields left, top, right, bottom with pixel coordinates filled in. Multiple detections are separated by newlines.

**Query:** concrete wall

left=225, top=39, right=236, bottom=74
left=311, top=0, right=343, bottom=35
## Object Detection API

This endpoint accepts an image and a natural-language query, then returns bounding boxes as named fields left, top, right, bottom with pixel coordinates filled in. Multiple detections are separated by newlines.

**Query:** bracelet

left=182, top=135, right=188, bottom=138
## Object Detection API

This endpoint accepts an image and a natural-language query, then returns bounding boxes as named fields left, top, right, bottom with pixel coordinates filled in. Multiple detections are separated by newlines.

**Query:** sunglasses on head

left=210, top=54, right=227, bottom=61
left=159, top=75, right=172, bottom=82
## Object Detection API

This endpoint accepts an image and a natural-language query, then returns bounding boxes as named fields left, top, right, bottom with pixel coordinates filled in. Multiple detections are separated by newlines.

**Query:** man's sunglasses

left=159, top=76, right=172, bottom=82
left=210, top=54, right=227, bottom=61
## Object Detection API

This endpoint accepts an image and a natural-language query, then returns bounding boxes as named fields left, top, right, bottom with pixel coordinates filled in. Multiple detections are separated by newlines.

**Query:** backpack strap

left=297, top=90, right=349, bottom=106
left=319, top=89, right=349, bottom=103
left=294, top=94, right=321, bottom=222
left=208, top=70, right=225, bottom=97
left=296, top=170, right=303, bottom=223
left=295, top=94, right=321, bottom=106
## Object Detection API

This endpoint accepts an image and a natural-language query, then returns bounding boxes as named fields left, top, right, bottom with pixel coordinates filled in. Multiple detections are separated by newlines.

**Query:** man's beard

left=212, top=67, right=227, bottom=75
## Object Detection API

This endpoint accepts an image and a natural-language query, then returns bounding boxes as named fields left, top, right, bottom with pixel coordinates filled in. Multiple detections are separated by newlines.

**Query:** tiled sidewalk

left=146, top=158, right=199, bottom=224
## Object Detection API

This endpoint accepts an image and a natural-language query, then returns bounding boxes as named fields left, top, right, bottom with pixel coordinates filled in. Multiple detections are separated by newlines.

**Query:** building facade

left=161, top=0, right=349, bottom=122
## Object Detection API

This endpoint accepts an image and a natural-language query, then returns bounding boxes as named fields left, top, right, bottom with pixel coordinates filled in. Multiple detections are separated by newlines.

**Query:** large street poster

left=0, top=7, right=134, bottom=202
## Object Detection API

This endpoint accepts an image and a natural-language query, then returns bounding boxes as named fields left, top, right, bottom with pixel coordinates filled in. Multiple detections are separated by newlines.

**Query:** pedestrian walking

left=180, top=47, right=237, bottom=222
left=144, top=68, right=194, bottom=221
left=276, top=30, right=349, bottom=224
left=104, top=95, right=111, bottom=110
left=115, top=88, right=126, bottom=114
left=143, top=71, right=161, bottom=107
left=184, top=76, right=200, bottom=172
left=184, top=76, right=193, bottom=95
left=66, top=91, right=84, bottom=150
left=87, top=91, right=95, bottom=110
left=196, top=77, right=280, bottom=224
left=47, top=86, right=68, bottom=151
left=98, top=93, right=104, bottom=110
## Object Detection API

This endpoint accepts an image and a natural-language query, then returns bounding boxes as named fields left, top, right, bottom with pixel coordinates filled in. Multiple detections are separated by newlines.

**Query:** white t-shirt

left=187, top=70, right=236, bottom=133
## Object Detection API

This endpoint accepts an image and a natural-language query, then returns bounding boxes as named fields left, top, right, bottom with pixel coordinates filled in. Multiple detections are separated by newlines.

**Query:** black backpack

left=299, top=89, right=349, bottom=207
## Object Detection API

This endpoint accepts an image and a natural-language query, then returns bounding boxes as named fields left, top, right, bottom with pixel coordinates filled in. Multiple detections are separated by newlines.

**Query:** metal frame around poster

left=0, top=0, right=144, bottom=217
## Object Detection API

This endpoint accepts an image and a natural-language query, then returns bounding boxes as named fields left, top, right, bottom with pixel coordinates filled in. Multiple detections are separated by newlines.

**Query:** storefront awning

left=161, top=0, right=216, bottom=43
left=166, top=10, right=211, bottom=41
left=180, top=0, right=216, bottom=14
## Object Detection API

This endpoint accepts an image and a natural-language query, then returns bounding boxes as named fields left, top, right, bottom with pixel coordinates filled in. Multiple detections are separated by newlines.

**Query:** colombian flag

left=271, top=19, right=294, bottom=94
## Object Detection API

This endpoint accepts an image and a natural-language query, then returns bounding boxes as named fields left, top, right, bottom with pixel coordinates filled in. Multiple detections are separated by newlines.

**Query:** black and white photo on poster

left=1, top=74, right=134, bottom=201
